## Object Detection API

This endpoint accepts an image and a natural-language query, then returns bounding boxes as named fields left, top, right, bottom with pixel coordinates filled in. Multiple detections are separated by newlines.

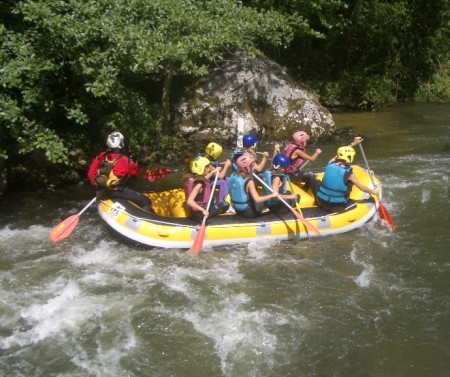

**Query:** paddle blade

left=378, top=202, right=395, bottom=231
left=146, top=167, right=171, bottom=182
left=290, top=208, right=321, bottom=236
left=49, top=214, right=80, bottom=243
left=190, top=222, right=206, bottom=255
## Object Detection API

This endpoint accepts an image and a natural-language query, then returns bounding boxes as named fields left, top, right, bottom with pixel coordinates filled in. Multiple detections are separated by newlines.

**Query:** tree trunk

left=160, top=67, right=174, bottom=138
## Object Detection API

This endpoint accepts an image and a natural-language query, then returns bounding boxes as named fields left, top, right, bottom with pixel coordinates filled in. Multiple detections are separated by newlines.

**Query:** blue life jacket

left=229, top=173, right=250, bottom=211
left=316, top=162, right=352, bottom=204
left=261, top=170, right=288, bottom=205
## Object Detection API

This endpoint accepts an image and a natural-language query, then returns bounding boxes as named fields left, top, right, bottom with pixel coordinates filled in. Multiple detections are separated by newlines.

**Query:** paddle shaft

left=191, top=170, right=220, bottom=254
left=205, top=171, right=219, bottom=215
left=252, top=173, right=320, bottom=236
left=357, top=144, right=377, bottom=188
left=79, top=197, right=98, bottom=216
left=276, top=150, right=310, bottom=232
left=256, top=150, right=310, bottom=167
left=285, top=174, right=309, bottom=232
left=358, top=143, right=395, bottom=231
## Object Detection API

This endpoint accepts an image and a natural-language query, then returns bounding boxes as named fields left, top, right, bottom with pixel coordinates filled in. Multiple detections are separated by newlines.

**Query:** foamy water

left=1, top=104, right=450, bottom=376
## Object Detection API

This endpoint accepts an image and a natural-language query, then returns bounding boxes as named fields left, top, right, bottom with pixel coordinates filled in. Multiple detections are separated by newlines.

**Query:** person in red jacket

left=87, top=132, right=152, bottom=211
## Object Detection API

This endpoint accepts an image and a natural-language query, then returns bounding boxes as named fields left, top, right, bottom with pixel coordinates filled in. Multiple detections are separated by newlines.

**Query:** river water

left=1, top=103, right=449, bottom=377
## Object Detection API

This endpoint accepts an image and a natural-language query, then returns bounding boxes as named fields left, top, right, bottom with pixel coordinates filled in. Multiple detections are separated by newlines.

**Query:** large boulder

left=173, top=54, right=335, bottom=145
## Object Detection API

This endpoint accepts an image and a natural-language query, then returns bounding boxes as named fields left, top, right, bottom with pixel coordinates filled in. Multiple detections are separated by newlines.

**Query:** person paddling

left=261, top=154, right=297, bottom=213
left=306, top=137, right=379, bottom=213
left=184, top=156, right=229, bottom=222
left=203, top=142, right=232, bottom=205
left=231, top=134, right=270, bottom=174
left=228, top=152, right=277, bottom=218
left=87, top=132, right=152, bottom=212
left=283, top=131, right=321, bottom=179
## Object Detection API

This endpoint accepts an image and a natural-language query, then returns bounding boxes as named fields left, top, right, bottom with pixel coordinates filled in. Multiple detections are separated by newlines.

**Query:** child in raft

left=282, top=131, right=322, bottom=179
left=306, top=137, right=379, bottom=213
left=261, top=154, right=298, bottom=213
left=184, top=156, right=230, bottom=222
left=228, top=152, right=277, bottom=218
left=231, top=134, right=270, bottom=174
left=203, top=142, right=232, bottom=205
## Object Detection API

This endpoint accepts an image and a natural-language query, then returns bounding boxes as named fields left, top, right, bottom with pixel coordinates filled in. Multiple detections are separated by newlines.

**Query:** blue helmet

left=231, top=149, right=244, bottom=172
left=272, top=154, right=290, bottom=169
left=243, top=134, right=258, bottom=148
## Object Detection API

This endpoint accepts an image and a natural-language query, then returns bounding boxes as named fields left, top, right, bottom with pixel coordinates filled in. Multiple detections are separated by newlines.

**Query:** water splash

left=351, top=249, right=375, bottom=288
left=1, top=281, right=83, bottom=348
left=421, top=188, right=431, bottom=204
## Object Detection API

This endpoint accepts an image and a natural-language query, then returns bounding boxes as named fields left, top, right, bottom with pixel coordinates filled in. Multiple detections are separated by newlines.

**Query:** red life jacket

left=283, top=144, right=304, bottom=174
left=94, top=154, right=124, bottom=189
left=184, top=177, right=211, bottom=212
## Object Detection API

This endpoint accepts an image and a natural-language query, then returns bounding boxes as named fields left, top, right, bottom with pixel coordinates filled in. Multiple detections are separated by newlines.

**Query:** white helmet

left=106, top=132, right=124, bottom=149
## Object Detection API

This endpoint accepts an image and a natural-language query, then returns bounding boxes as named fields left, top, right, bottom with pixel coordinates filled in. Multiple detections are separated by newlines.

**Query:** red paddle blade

left=378, top=202, right=395, bottom=231
left=49, top=214, right=80, bottom=242
left=190, top=222, right=206, bottom=254
left=146, top=167, right=171, bottom=182
left=291, top=209, right=321, bottom=236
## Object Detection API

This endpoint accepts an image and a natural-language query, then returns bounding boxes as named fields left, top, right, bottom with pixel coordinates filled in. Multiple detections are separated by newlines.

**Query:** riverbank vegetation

left=1, top=0, right=448, bottom=191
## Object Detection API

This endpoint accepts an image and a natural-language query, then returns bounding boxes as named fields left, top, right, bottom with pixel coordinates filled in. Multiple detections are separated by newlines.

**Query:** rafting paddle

left=190, top=170, right=220, bottom=255
left=285, top=174, right=311, bottom=235
left=50, top=166, right=171, bottom=243
left=49, top=197, right=97, bottom=243
left=358, top=143, right=395, bottom=231
left=252, top=173, right=321, bottom=236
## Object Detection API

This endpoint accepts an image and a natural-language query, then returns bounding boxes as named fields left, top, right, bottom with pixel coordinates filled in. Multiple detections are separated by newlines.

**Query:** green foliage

left=265, top=0, right=449, bottom=107
left=0, top=0, right=448, bottom=189
left=17, top=123, right=69, bottom=164
left=416, top=59, right=450, bottom=102
left=1, top=0, right=297, bottom=174
left=319, top=74, right=395, bottom=110
left=415, top=20, right=450, bottom=102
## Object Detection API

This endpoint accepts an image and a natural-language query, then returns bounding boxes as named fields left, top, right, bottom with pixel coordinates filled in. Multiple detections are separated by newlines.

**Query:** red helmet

left=236, top=153, right=255, bottom=173
left=293, top=131, right=309, bottom=147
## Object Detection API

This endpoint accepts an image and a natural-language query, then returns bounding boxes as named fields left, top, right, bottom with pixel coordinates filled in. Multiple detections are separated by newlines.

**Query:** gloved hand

left=106, top=179, right=122, bottom=189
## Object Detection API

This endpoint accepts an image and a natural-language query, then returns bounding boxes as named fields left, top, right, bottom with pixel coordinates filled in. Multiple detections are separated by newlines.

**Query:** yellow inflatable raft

left=97, top=165, right=382, bottom=249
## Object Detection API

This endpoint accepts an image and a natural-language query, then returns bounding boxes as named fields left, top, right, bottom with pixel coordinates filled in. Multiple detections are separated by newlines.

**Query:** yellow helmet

left=189, top=157, right=211, bottom=175
left=337, top=146, right=355, bottom=164
left=205, top=142, right=223, bottom=160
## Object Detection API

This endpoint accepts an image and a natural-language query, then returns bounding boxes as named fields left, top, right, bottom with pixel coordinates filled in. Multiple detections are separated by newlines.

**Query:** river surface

left=1, top=103, right=449, bottom=377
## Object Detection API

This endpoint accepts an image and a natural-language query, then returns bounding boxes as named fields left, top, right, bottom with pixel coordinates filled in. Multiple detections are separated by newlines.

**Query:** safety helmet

left=236, top=153, right=255, bottom=173
left=272, top=154, right=290, bottom=169
left=293, top=131, right=309, bottom=147
left=243, top=134, right=258, bottom=148
left=337, top=146, right=355, bottom=164
left=205, top=142, right=223, bottom=160
left=106, top=132, right=124, bottom=149
left=190, top=156, right=211, bottom=175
